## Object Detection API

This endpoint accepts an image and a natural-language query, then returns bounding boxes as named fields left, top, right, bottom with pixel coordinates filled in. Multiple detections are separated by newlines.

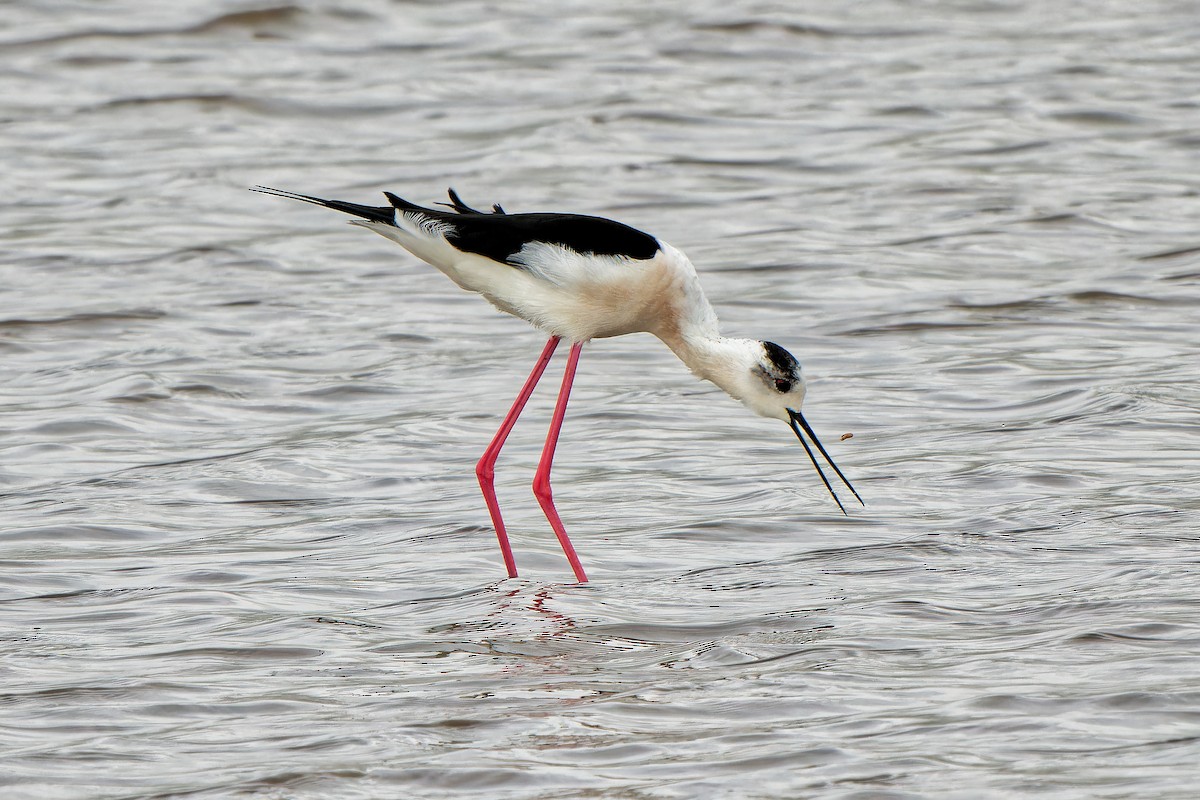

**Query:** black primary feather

left=439, top=188, right=507, bottom=215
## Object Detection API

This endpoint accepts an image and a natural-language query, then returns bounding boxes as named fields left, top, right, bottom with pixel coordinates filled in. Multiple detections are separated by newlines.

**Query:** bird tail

left=251, top=185, right=474, bottom=273
left=252, top=186, right=401, bottom=225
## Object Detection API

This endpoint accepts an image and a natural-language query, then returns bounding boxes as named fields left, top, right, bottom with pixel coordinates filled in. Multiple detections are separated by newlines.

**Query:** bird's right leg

left=531, top=341, right=588, bottom=584
left=476, top=336, right=560, bottom=578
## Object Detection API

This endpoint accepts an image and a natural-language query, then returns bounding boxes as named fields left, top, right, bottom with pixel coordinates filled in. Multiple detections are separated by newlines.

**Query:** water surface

left=2, top=1, right=1199, bottom=798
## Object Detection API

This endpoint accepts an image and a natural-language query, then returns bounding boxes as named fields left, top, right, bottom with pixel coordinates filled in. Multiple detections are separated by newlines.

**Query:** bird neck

left=644, top=243, right=753, bottom=396
left=658, top=330, right=758, bottom=402
left=648, top=242, right=721, bottom=346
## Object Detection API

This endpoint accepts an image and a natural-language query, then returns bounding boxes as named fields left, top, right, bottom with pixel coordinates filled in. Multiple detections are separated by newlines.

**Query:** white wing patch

left=508, top=241, right=640, bottom=289
left=399, top=210, right=455, bottom=240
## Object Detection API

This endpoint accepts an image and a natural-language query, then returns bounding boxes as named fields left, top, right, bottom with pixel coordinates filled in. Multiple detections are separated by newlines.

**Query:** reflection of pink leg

left=476, top=337, right=560, bottom=578
left=532, top=341, right=588, bottom=584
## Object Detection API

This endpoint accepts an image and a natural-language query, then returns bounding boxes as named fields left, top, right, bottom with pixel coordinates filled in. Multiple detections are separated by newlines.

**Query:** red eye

left=775, top=379, right=792, bottom=392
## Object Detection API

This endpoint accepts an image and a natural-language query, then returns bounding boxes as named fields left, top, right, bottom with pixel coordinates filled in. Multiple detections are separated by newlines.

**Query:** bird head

left=734, top=339, right=808, bottom=421
left=712, top=339, right=863, bottom=514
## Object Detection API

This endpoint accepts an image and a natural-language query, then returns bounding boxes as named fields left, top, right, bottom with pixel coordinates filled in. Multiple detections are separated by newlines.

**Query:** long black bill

left=787, top=409, right=865, bottom=515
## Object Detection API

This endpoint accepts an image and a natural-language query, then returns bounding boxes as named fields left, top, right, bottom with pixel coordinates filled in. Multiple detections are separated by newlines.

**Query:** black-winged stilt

left=253, top=186, right=863, bottom=583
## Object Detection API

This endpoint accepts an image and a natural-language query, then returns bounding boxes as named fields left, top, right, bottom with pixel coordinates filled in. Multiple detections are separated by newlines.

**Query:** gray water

left=2, top=1, right=1199, bottom=798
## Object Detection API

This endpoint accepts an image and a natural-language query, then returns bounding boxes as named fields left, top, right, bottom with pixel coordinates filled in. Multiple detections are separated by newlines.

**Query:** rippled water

left=3, top=1, right=1199, bottom=797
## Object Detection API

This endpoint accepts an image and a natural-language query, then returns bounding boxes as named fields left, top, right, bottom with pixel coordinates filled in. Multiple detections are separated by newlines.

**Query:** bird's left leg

left=531, top=341, right=588, bottom=583
left=477, top=336, right=560, bottom=578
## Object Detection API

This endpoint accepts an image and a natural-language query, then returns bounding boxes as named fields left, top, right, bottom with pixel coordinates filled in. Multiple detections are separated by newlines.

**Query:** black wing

left=252, top=186, right=661, bottom=264
left=442, top=213, right=660, bottom=264
left=381, top=191, right=660, bottom=264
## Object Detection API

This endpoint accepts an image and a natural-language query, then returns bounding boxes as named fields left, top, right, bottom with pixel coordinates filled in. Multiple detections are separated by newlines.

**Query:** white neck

left=646, top=243, right=754, bottom=401
left=659, top=331, right=760, bottom=399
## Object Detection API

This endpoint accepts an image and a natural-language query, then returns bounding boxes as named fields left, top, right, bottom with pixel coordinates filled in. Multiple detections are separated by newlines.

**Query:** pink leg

left=476, top=336, right=560, bottom=578
left=532, top=341, right=588, bottom=584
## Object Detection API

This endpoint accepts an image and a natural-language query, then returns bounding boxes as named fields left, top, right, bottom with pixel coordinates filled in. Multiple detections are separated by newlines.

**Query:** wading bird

left=253, top=186, right=862, bottom=583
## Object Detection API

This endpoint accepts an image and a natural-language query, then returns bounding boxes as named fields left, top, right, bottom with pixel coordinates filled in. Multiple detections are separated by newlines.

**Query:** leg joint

left=531, top=472, right=552, bottom=503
